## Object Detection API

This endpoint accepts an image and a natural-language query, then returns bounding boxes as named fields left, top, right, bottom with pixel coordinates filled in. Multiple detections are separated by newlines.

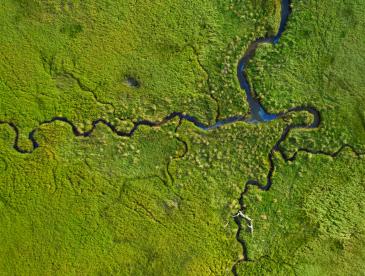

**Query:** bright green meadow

left=0, top=0, right=364, bottom=275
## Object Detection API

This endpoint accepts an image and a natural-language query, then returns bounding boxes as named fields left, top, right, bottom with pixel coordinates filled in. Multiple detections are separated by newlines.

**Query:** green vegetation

left=0, top=0, right=364, bottom=275
left=237, top=0, right=365, bottom=274
left=0, top=0, right=279, bottom=149
left=0, top=114, right=301, bottom=274
left=246, top=0, right=365, bottom=154
left=236, top=151, right=365, bottom=275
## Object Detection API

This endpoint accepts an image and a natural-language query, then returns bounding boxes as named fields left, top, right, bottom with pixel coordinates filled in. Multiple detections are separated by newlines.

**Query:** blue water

left=3, top=0, right=294, bottom=154
left=236, top=0, right=290, bottom=122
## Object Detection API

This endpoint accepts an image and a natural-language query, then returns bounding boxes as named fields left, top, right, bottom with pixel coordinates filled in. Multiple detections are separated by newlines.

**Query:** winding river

left=231, top=1, right=319, bottom=274
left=0, top=1, right=326, bottom=274
left=2, top=2, right=364, bottom=275
left=0, top=0, right=319, bottom=154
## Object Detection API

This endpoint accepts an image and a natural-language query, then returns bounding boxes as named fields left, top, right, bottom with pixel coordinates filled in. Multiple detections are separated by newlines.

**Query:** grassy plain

left=238, top=0, right=365, bottom=274
left=0, top=0, right=282, bottom=274
left=0, top=0, right=279, bottom=149
left=0, top=116, right=297, bottom=274
left=0, top=0, right=364, bottom=275
left=246, top=0, right=365, bottom=153
left=236, top=152, right=365, bottom=275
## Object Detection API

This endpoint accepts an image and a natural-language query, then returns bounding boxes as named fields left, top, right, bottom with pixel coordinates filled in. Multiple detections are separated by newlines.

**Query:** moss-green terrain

left=236, top=151, right=365, bottom=275
left=0, top=0, right=364, bottom=275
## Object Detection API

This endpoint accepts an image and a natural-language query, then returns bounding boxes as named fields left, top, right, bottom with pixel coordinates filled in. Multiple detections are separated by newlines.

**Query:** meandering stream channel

left=0, top=0, right=328, bottom=274
left=0, top=0, right=319, bottom=152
